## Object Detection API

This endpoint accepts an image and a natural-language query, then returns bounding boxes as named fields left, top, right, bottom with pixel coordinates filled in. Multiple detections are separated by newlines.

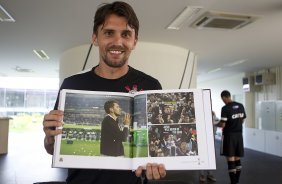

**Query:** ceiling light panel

left=207, top=67, right=221, bottom=73
left=14, top=66, right=34, bottom=73
left=0, top=5, right=15, bottom=22
left=167, top=6, right=202, bottom=30
left=225, top=59, right=247, bottom=67
left=33, top=50, right=50, bottom=60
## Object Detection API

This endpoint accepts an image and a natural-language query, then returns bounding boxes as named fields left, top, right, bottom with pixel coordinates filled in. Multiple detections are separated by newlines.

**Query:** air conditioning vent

left=255, top=73, right=276, bottom=85
left=191, top=11, right=257, bottom=30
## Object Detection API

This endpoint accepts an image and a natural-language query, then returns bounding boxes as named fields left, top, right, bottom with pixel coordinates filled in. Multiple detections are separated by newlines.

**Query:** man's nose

left=112, top=34, right=123, bottom=45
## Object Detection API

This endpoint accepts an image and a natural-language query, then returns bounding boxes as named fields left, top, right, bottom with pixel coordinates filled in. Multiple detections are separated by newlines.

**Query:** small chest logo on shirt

left=232, top=113, right=244, bottom=119
left=232, top=105, right=239, bottom=109
left=125, top=84, right=143, bottom=94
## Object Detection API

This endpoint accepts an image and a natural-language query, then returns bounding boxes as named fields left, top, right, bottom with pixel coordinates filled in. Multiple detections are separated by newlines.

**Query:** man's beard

left=102, top=45, right=129, bottom=68
left=114, top=112, right=121, bottom=117
left=102, top=55, right=127, bottom=68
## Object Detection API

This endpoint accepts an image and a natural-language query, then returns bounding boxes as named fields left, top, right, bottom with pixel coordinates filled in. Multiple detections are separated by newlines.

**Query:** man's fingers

left=44, top=113, right=63, bottom=122
left=43, top=110, right=64, bottom=128
left=43, top=120, right=63, bottom=129
left=135, top=166, right=143, bottom=177
left=146, top=163, right=153, bottom=180
left=125, top=113, right=131, bottom=120
left=49, top=110, right=64, bottom=115
left=158, top=164, right=166, bottom=178
left=43, top=110, right=64, bottom=137
left=145, top=163, right=166, bottom=180
left=43, top=127, right=62, bottom=136
left=150, top=163, right=161, bottom=180
left=136, top=163, right=166, bottom=180
left=123, top=113, right=131, bottom=125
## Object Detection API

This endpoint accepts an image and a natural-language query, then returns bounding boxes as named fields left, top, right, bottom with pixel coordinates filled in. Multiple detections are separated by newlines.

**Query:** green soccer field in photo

left=60, top=125, right=149, bottom=157
left=60, top=139, right=101, bottom=156
left=60, top=140, right=148, bottom=157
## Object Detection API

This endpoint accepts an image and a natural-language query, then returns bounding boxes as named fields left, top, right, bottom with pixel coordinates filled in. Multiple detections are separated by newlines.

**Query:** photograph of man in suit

left=100, top=100, right=131, bottom=156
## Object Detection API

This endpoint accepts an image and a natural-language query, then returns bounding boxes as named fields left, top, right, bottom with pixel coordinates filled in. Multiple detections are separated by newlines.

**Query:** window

left=26, top=90, right=45, bottom=108
left=46, top=90, right=58, bottom=109
left=5, top=89, right=25, bottom=107
left=0, top=88, right=4, bottom=107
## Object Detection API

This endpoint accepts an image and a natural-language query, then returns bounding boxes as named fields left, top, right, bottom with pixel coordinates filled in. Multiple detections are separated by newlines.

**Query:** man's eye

left=104, top=31, right=113, bottom=36
left=122, top=32, right=131, bottom=38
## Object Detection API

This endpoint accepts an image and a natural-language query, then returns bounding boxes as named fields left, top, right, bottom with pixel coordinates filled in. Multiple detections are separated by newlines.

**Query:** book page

left=52, top=89, right=216, bottom=171
left=132, top=89, right=216, bottom=170
left=53, top=89, right=134, bottom=170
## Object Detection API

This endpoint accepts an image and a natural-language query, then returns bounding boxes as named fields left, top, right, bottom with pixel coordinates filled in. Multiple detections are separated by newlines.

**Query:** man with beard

left=43, top=1, right=166, bottom=184
left=100, top=100, right=130, bottom=156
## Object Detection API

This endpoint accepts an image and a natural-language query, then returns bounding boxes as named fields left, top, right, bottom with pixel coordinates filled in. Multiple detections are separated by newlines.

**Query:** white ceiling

left=1, top=0, right=282, bottom=82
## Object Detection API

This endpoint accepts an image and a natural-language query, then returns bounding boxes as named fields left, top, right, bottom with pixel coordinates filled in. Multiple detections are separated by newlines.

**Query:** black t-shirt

left=54, top=65, right=162, bottom=184
left=221, top=101, right=246, bottom=134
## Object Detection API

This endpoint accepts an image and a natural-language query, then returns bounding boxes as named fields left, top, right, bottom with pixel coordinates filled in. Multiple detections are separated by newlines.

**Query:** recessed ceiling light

left=207, top=67, right=221, bottom=73
left=14, top=66, right=34, bottom=73
left=166, top=6, right=202, bottom=30
left=0, top=5, right=15, bottom=22
left=225, top=59, right=247, bottom=67
left=33, top=50, right=50, bottom=60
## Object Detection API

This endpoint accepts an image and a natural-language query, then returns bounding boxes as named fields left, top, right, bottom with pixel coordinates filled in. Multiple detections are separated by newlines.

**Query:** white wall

left=60, top=42, right=197, bottom=89
left=253, top=67, right=282, bottom=101
left=197, top=73, right=245, bottom=118
left=59, top=44, right=99, bottom=84
left=246, top=66, right=282, bottom=129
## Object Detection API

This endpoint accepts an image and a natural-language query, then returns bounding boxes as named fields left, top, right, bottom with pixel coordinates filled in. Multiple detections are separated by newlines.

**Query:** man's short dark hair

left=93, top=1, right=139, bottom=39
left=221, top=90, right=231, bottom=98
left=104, top=100, right=118, bottom=114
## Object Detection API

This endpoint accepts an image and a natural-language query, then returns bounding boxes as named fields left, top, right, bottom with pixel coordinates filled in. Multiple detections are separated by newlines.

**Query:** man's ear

left=92, top=33, right=98, bottom=46
left=132, top=38, right=138, bottom=50
left=109, top=107, right=114, bottom=113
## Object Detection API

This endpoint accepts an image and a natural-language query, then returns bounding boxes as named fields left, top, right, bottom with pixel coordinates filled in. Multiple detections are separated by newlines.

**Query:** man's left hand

left=135, top=163, right=166, bottom=180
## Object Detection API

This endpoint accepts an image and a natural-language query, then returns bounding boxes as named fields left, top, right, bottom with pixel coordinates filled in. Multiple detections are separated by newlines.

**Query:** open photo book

left=52, top=88, right=216, bottom=170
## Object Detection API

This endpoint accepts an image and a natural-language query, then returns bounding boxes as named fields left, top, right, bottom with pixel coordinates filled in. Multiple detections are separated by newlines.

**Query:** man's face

left=92, top=14, right=137, bottom=68
left=163, top=106, right=169, bottom=114
left=221, top=96, right=228, bottom=104
left=111, top=103, right=121, bottom=116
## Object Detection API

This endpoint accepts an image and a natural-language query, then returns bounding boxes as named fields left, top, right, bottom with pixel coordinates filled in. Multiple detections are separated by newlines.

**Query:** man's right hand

left=43, top=110, right=64, bottom=155
left=123, top=113, right=131, bottom=126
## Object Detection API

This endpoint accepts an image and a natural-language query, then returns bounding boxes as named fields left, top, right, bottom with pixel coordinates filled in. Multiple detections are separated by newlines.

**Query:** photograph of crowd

left=147, top=92, right=196, bottom=124
left=148, top=124, right=198, bottom=157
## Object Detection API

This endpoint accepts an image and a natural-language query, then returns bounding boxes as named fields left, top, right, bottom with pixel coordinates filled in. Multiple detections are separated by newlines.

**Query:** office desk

left=0, top=117, right=12, bottom=154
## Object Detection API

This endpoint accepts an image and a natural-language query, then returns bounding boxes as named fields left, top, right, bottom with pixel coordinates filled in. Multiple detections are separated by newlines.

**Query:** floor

left=0, top=131, right=67, bottom=184
left=0, top=131, right=282, bottom=184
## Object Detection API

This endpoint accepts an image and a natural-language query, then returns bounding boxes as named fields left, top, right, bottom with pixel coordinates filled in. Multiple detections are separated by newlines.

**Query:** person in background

left=217, top=90, right=246, bottom=184
left=42, top=1, right=166, bottom=184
